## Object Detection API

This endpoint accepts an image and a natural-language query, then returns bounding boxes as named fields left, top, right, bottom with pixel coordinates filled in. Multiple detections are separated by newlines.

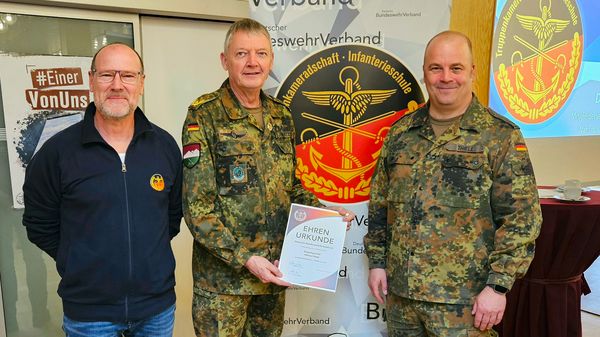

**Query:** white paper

left=279, top=203, right=346, bottom=292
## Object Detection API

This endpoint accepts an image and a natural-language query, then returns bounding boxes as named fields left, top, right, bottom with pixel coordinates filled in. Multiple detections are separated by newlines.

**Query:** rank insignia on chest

left=230, top=164, right=248, bottom=184
left=183, top=143, right=201, bottom=168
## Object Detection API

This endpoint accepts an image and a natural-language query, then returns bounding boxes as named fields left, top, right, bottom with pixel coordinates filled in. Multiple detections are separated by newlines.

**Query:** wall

left=0, top=282, right=5, bottom=337
left=3, top=0, right=248, bottom=20
left=140, top=16, right=231, bottom=336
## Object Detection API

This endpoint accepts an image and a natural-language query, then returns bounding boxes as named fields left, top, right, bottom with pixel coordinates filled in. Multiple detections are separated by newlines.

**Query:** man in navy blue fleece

left=22, top=43, right=183, bottom=337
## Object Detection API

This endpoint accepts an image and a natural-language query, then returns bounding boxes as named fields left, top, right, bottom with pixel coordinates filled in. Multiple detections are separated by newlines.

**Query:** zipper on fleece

left=122, top=161, right=132, bottom=322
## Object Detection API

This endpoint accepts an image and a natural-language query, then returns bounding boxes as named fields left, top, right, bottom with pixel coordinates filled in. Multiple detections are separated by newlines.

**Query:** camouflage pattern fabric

left=387, top=294, right=499, bottom=337
left=182, top=79, right=318, bottom=295
left=364, top=95, right=542, bottom=304
left=192, top=288, right=285, bottom=337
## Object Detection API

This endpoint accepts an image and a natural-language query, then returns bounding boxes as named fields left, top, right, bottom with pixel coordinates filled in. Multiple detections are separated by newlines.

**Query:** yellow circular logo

left=150, top=174, right=165, bottom=191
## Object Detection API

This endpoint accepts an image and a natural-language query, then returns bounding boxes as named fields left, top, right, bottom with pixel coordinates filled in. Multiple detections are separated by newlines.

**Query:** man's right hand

left=368, top=268, right=388, bottom=304
left=244, top=256, right=292, bottom=287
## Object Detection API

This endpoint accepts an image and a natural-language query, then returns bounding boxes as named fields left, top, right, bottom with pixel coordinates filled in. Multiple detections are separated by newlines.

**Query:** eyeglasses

left=92, top=70, right=143, bottom=84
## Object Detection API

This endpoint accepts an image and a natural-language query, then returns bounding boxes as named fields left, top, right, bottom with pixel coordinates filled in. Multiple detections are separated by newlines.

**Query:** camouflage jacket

left=182, top=79, right=318, bottom=295
left=364, top=95, right=542, bottom=304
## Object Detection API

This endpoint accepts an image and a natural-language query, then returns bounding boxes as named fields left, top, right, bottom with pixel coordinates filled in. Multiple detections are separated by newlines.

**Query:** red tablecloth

left=497, top=189, right=600, bottom=337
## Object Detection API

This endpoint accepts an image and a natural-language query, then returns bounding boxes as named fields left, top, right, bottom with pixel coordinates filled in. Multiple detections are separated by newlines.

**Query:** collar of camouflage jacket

left=219, top=79, right=285, bottom=121
left=409, top=93, right=486, bottom=134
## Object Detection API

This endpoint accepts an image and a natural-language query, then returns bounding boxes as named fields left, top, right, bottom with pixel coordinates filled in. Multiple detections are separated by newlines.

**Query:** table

left=497, top=189, right=600, bottom=337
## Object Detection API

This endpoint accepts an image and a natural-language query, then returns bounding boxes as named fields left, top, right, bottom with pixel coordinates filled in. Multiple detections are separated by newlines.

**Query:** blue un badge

left=230, top=164, right=248, bottom=184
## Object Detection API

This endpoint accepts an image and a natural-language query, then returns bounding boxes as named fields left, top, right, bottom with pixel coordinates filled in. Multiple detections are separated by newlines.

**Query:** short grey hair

left=223, top=18, right=271, bottom=53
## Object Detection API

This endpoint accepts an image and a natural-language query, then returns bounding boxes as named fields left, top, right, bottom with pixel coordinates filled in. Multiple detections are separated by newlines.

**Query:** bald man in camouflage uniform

left=364, top=31, right=542, bottom=337
left=182, top=19, right=353, bottom=337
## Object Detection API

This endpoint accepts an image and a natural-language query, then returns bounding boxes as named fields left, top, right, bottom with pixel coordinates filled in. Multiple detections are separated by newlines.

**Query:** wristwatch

left=487, top=284, right=508, bottom=294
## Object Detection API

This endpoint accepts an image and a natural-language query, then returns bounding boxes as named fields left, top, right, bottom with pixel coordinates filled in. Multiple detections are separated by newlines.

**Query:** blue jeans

left=63, top=304, right=175, bottom=337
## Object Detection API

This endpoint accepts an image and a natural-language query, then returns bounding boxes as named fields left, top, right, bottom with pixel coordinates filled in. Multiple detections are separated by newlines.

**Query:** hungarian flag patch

left=183, top=143, right=201, bottom=168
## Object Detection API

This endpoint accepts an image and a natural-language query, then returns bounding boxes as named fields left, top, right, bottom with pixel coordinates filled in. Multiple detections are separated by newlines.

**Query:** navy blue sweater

left=22, top=103, right=183, bottom=322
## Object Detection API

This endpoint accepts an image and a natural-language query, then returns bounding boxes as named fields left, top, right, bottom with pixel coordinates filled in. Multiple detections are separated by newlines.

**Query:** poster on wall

left=0, top=55, right=91, bottom=208
left=250, top=1, right=451, bottom=336
left=489, top=0, right=600, bottom=138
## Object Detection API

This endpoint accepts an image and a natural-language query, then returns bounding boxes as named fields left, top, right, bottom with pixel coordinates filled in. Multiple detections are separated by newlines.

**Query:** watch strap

left=487, top=284, right=508, bottom=294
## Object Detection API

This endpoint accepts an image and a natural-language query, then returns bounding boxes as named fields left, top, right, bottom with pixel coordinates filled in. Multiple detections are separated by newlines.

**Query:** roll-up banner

left=250, top=1, right=451, bottom=335
left=0, top=56, right=91, bottom=209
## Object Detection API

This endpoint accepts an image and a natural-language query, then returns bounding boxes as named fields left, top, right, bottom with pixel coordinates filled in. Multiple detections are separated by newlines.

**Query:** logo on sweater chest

left=150, top=174, right=165, bottom=191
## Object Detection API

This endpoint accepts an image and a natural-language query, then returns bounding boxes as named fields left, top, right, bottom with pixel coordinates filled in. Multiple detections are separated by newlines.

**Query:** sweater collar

left=80, top=103, right=153, bottom=145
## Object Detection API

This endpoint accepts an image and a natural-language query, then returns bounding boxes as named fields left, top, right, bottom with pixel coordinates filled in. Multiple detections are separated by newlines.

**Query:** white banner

left=0, top=55, right=91, bottom=208
left=250, top=1, right=450, bottom=336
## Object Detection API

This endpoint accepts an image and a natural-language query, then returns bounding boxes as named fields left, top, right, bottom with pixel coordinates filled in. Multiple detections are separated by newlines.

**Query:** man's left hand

left=472, top=285, right=506, bottom=331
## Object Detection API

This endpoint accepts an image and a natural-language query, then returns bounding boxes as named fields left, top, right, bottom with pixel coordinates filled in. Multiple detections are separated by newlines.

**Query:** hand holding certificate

left=278, top=203, right=347, bottom=292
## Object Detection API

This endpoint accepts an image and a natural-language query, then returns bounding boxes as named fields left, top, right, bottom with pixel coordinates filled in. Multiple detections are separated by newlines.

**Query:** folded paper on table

left=537, top=188, right=557, bottom=199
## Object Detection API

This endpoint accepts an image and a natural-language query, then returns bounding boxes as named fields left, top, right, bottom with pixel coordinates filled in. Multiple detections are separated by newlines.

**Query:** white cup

left=564, top=179, right=582, bottom=200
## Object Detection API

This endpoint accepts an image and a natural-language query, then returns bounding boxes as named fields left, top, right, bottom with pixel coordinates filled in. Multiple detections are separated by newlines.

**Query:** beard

left=95, top=98, right=135, bottom=120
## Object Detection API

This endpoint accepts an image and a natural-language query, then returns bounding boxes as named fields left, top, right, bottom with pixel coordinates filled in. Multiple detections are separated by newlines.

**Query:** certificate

left=278, top=203, right=346, bottom=292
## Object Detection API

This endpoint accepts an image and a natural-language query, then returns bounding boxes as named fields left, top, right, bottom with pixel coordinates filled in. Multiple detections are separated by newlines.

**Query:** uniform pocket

left=274, top=137, right=293, bottom=155
left=271, top=137, right=295, bottom=191
left=511, top=152, right=534, bottom=176
left=510, top=156, right=536, bottom=197
left=387, top=151, right=418, bottom=203
left=467, top=329, right=498, bottom=337
left=194, top=287, right=218, bottom=299
left=438, top=153, right=486, bottom=208
left=385, top=151, right=417, bottom=245
left=215, top=140, right=257, bottom=195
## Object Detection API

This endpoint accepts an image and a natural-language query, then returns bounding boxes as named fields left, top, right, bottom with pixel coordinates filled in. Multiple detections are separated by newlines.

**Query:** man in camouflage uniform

left=364, top=31, right=542, bottom=337
left=182, top=19, right=353, bottom=337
